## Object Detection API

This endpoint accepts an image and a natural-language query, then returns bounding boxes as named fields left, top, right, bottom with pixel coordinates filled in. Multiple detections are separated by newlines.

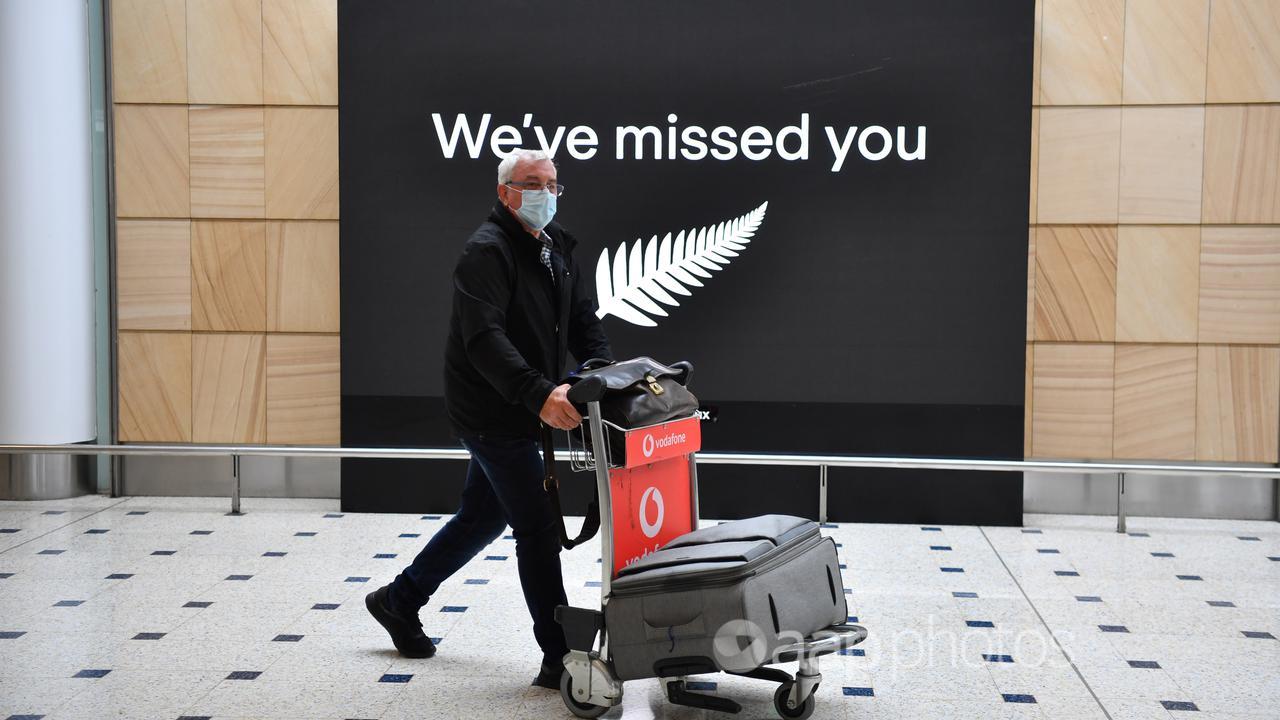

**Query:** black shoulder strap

left=540, top=423, right=600, bottom=550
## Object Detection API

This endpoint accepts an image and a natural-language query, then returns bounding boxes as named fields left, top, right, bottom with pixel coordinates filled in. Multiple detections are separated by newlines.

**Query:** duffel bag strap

left=540, top=423, right=600, bottom=550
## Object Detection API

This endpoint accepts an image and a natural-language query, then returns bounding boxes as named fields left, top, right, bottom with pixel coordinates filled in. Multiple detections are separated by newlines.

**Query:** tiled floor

left=0, top=495, right=1276, bottom=719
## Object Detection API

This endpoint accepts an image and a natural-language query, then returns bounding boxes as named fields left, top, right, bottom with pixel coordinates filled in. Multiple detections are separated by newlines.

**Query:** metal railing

left=2, top=442, right=1276, bottom=532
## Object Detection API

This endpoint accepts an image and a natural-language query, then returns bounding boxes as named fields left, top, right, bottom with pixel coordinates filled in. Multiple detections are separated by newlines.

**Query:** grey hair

left=497, top=148, right=554, bottom=184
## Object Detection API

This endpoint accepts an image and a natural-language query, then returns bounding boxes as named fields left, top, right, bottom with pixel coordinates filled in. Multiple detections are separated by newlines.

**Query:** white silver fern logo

left=594, top=201, right=769, bottom=327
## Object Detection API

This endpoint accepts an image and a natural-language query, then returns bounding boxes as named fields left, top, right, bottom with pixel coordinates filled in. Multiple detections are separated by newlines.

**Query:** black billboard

left=339, top=0, right=1033, bottom=524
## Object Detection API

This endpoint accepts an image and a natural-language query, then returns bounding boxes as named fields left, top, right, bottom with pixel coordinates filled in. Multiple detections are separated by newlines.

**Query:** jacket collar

left=488, top=200, right=573, bottom=252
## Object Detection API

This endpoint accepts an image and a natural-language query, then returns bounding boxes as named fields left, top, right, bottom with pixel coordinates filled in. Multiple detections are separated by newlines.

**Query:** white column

left=0, top=0, right=97, bottom=444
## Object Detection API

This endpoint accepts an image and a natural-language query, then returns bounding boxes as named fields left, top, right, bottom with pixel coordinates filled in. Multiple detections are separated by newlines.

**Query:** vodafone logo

left=639, top=486, right=665, bottom=538
left=642, top=433, right=656, bottom=458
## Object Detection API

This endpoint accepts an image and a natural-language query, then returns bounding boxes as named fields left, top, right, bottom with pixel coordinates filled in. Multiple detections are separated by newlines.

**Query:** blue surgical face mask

left=513, top=188, right=556, bottom=232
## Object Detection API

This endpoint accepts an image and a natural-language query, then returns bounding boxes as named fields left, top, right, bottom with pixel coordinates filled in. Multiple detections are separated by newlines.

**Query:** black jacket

left=444, top=201, right=613, bottom=438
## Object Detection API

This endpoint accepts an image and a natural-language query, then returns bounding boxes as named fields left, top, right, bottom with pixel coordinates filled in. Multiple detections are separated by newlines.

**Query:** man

left=366, top=149, right=613, bottom=689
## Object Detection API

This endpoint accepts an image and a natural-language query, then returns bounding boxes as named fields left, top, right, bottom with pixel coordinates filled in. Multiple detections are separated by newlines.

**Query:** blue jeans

left=389, top=434, right=569, bottom=664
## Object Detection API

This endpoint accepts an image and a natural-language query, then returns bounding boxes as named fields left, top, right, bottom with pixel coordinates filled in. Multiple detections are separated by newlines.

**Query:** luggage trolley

left=554, top=377, right=867, bottom=719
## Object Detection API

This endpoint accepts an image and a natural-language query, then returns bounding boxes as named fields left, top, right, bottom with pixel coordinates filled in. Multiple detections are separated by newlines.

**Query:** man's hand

left=539, top=384, right=583, bottom=431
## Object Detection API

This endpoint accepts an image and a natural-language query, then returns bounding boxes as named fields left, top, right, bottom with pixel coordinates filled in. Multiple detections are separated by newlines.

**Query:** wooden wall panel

left=1037, top=107, right=1122, bottom=223
left=118, top=332, right=191, bottom=443
left=111, top=0, right=187, bottom=103
left=193, top=333, right=266, bottom=443
left=263, top=0, right=338, bottom=105
left=114, top=105, right=190, bottom=218
left=1033, top=0, right=1044, bottom=103
left=1196, top=345, right=1280, bottom=462
left=1031, top=343, right=1115, bottom=458
left=1113, top=344, right=1197, bottom=460
left=187, top=0, right=263, bottom=104
left=1034, top=225, right=1117, bottom=342
left=1115, top=226, right=1200, bottom=343
left=1040, top=0, right=1125, bottom=105
left=1206, top=0, right=1280, bottom=103
left=192, top=221, right=267, bottom=332
left=1201, top=105, right=1280, bottom=224
left=1026, top=228, right=1037, bottom=341
left=189, top=106, right=266, bottom=219
left=1024, top=343, right=1034, bottom=458
left=1029, top=108, right=1040, bottom=223
left=117, top=220, right=192, bottom=331
left=1198, top=227, right=1280, bottom=344
left=265, top=108, right=339, bottom=219
left=1121, top=0, right=1210, bottom=104
left=1118, top=106, right=1204, bottom=224
left=266, top=221, right=340, bottom=332
left=266, top=334, right=340, bottom=444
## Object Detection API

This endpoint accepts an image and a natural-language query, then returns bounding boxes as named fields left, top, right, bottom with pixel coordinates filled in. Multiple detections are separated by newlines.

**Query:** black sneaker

left=531, top=660, right=562, bottom=689
left=365, top=585, right=435, bottom=658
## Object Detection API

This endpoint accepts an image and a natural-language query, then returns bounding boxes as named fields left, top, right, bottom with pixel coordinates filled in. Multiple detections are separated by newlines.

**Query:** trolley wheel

left=560, top=670, right=609, bottom=719
left=773, top=682, right=815, bottom=720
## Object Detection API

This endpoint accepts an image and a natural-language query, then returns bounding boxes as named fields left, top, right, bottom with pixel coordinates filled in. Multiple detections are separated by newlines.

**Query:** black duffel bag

left=568, top=356, right=698, bottom=429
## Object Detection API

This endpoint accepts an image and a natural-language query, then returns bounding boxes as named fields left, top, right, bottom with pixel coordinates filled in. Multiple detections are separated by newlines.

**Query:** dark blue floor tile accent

left=1176, top=575, right=1203, bottom=581
left=1037, top=548, right=1061, bottom=554
left=930, top=546, right=952, bottom=551
left=842, top=687, right=874, bottom=697
left=983, top=654, right=1014, bottom=663
left=273, top=634, right=303, bottom=642
left=839, top=563, right=847, bottom=569
left=151, top=550, right=176, bottom=556
left=585, top=581, right=601, bottom=587
left=839, top=648, right=865, bottom=656
left=1055, top=570, right=1080, bottom=576
left=1268, top=556, right=1280, bottom=562
left=966, top=620, right=995, bottom=628
left=820, top=523, right=838, bottom=529
left=485, top=555, right=508, bottom=561
left=374, top=553, right=397, bottom=559
left=0, top=631, right=26, bottom=639
left=1002, top=694, right=1036, bottom=704
left=940, top=567, right=964, bottom=573
left=262, top=551, right=287, bottom=557
left=225, top=574, right=252, bottom=581
left=226, top=671, right=261, bottom=680
left=1237, top=536, right=1260, bottom=541
left=847, top=615, right=859, bottom=623
left=0, top=528, right=19, bottom=533
left=176, top=716, right=212, bottom=720
left=844, top=588, right=852, bottom=595
left=1160, top=700, right=1199, bottom=711
left=190, top=530, right=213, bottom=535
left=295, top=531, right=317, bottom=537
left=464, top=578, right=489, bottom=585
left=1127, top=532, right=1149, bottom=537
left=132, top=632, right=165, bottom=640
left=324, top=513, right=344, bottom=518
left=921, top=527, right=942, bottom=532
left=1076, top=596, right=1102, bottom=602
left=7, top=714, right=46, bottom=719
left=835, top=542, right=843, bottom=548
left=73, top=669, right=111, bottom=678
left=84, top=529, right=108, bottom=534
left=440, top=606, right=467, bottom=613
left=42, top=510, right=66, bottom=515
left=1151, top=552, right=1174, bottom=558
left=952, top=591, right=978, bottom=598
left=105, top=573, right=133, bottom=580
left=38, top=549, right=64, bottom=555
left=1127, top=660, right=1160, bottom=669
left=1099, top=625, right=1129, bottom=633
left=0, top=573, right=12, bottom=579
left=1020, top=528, right=1043, bottom=534
left=503, top=534, right=515, bottom=540
left=53, top=600, right=84, bottom=607
left=1242, top=631, right=1276, bottom=639
left=686, top=681, right=717, bottom=691
left=126, top=511, right=147, bottom=516
left=430, top=637, right=443, bottom=644
left=379, top=673, right=413, bottom=683
left=312, top=603, right=340, bottom=610
left=183, top=601, right=213, bottom=608
left=345, top=576, right=370, bottom=583
left=421, top=515, right=442, bottom=520
left=1206, top=600, right=1235, bottom=608
left=399, top=533, right=420, bottom=538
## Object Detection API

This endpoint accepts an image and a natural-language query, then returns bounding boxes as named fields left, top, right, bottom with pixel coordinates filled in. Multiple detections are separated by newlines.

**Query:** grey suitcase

left=603, top=514, right=847, bottom=681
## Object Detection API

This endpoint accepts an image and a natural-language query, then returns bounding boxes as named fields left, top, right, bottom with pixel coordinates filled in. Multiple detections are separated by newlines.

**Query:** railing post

left=819, top=464, right=828, bottom=524
left=1116, top=471, right=1125, bottom=534
left=229, top=454, right=242, bottom=516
